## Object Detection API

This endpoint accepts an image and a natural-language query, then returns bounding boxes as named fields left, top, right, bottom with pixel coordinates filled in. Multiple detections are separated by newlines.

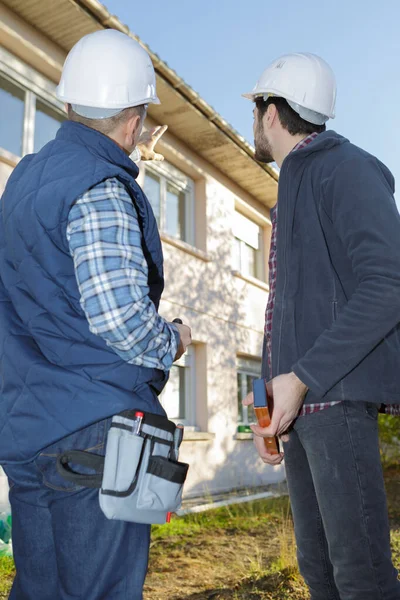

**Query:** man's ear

left=265, top=103, right=278, bottom=129
left=124, top=114, right=142, bottom=148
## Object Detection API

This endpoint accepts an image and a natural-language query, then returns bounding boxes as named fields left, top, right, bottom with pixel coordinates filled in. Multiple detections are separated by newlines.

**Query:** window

left=34, top=100, right=65, bottom=153
left=144, top=171, right=161, bottom=224
left=233, top=211, right=265, bottom=280
left=144, top=161, right=195, bottom=245
left=0, top=51, right=65, bottom=160
left=237, top=356, right=262, bottom=431
left=0, top=75, right=25, bottom=156
left=160, top=347, right=195, bottom=426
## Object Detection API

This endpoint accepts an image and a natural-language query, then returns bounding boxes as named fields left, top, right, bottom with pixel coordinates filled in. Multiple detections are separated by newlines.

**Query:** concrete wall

left=140, top=138, right=284, bottom=496
left=0, top=160, right=13, bottom=194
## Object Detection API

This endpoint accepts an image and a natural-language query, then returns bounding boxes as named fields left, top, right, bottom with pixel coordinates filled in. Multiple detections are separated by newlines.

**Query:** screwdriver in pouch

left=132, top=411, right=144, bottom=435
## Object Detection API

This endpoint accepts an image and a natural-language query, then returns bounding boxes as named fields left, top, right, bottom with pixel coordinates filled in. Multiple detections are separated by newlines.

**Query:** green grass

left=152, top=495, right=290, bottom=540
left=0, top=556, right=14, bottom=599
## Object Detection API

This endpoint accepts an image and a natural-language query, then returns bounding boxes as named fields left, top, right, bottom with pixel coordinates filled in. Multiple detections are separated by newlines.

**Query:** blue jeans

left=2, top=419, right=150, bottom=600
left=284, top=401, right=400, bottom=600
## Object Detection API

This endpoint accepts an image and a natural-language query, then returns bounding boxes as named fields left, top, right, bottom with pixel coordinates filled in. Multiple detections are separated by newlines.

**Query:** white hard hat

left=56, top=29, right=160, bottom=119
left=243, top=53, right=336, bottom=125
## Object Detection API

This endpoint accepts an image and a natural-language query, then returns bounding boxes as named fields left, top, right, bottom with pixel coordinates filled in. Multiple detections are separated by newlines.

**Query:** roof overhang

left=0, top=0, right=278, bottom=207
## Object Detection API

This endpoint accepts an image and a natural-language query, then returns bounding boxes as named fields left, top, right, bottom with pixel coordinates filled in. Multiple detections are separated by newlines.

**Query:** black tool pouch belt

left=57, top=410, right=189, bottom=525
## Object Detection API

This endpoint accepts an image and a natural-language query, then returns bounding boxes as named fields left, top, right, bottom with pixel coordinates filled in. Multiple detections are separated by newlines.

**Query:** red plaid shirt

left=265, top=133, right=400, bottom=418
left=265, top=132, right=318, bottom=376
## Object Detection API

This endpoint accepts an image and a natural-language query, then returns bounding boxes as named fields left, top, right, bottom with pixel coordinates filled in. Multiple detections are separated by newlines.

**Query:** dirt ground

left=145, top=526, right=282, bottom=599
left=144, top=465, right=400, bottom=600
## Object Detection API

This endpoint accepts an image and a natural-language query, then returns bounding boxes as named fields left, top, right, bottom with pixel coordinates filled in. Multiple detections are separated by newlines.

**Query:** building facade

left=0, top=0, right=282, bottom=498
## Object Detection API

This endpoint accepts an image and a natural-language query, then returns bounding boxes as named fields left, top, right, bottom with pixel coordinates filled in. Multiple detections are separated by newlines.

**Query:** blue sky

left=106, top=0, right=400, bottom=189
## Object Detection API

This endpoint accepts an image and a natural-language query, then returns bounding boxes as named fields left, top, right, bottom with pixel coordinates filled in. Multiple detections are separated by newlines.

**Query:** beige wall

left=0, top=160, right=14, bottom=194
left=154, top=166, right=283, bottom=497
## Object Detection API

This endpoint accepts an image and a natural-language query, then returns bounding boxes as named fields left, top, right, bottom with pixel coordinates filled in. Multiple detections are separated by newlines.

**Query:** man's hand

left=137, top=125, right=168, bottom=162
left=243, top=372, right=308, bottom=465
left=173, top=323, right=192, bottom=361
left=243, top=391, right=285, bottom=465
left=250, top=372, right=307, bottom=438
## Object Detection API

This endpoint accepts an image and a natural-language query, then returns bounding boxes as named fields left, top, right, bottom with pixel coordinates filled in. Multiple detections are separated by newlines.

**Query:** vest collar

left=56, top=121, right=139, bottom=180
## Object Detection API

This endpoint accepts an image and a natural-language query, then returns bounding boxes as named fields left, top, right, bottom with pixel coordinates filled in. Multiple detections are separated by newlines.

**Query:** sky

left=105, top=0, right=400, bottom=190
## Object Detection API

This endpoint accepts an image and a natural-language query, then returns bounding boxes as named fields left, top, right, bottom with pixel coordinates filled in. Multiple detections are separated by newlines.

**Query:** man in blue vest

left=0, top=29, right=191, bottom=599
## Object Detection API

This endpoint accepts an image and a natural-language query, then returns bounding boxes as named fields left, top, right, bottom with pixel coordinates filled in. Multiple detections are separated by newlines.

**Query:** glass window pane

left=242, top=242, right=256, bottom=278
left=255, top=230, right=264, bottom=280
left=166, top=183, right=185, bottom=240
left=165, top=185, right=178, bottom=237
left=34, top=100, right=64, bottom=153
left=161, top=365, right=186, bottom=420
left=246, top=375, right=256, bottom=423
left=0, top=75, right=25, bottom=156
left=161, top=365, right=180, bottom=419
left=237, top=358, right=261, bottom=425
left=237, top=373, right=244, bottom=423
left=144, top=172, right=161, bottom=225
left=233, top=211, right=260, bottom=249
left=237, top=356, right=262, bottom=377
left=179, top=367, right=186, bottom=419
left=233, top=237, right=241, bottom=272
left=178, top=190, right=186, bottom=241
left=238, top=372, right=256, bottom=425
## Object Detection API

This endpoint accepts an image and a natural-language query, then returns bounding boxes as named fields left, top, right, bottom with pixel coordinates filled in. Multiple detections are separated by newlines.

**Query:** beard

left=254, top=121, right=274, bottom=163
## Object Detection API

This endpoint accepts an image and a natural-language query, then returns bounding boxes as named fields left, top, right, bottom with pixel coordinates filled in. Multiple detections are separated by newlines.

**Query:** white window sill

left=161, top=233, right=211, bottom=262
left=235, top=432, right=254, bottom=441
left=0, top=148, right=20, bottom=168
left=232, top=270, right=269, bottom=292
left=182, top=431, right=215, bottom=442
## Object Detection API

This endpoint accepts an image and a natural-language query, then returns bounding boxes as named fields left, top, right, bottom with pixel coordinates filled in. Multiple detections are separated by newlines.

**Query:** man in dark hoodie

left=243, top=53, right=400, bottom=599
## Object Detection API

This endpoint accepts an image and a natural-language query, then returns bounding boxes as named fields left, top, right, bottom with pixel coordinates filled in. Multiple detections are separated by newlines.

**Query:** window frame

left=237, top=356, right=262, bottom=427
left=144, top=161, right=195, bottom=246
left=0, top=47, right=65, bottom=161
left=232, top=210, right=266, bottom=282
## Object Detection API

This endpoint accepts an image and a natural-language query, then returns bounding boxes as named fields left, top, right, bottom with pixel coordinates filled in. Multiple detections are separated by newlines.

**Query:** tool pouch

left=56, top=410, right=189, bottom=525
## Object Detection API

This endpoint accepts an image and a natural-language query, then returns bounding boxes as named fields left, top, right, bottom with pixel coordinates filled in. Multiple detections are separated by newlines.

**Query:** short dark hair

left=67, top=104, right=147, bottom=135
left=255, top=96, right=326, bottom=136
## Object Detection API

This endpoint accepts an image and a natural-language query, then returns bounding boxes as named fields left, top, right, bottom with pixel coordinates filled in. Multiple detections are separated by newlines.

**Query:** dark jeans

left=2, top=419, right=150, bottom=600
left=284, top=401, right=400, bottom=600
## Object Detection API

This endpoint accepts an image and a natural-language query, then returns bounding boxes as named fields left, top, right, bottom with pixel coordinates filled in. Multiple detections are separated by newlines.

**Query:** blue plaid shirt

left=66, top=177, right=179, bottom=371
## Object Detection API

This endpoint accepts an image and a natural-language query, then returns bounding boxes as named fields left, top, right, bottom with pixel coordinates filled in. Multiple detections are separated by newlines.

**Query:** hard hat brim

left=241, top=90, right=334, bottom=121
left=56, top=87, right=161, bottom=108
left=242, top=92, right=255, bottom=100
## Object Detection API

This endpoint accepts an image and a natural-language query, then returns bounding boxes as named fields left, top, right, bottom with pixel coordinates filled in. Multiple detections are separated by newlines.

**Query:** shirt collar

left=291, top=131, right=319, bottom=153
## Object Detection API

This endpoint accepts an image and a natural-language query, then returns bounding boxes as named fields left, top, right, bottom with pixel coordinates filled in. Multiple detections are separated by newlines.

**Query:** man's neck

left=274, top=134, right=309, bottom=168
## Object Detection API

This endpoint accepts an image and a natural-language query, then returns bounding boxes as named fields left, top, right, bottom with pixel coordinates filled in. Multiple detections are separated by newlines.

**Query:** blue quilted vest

left=0, top=121, right=167, bottom=463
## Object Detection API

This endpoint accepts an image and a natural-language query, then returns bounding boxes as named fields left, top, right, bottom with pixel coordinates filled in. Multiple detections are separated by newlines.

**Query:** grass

left=0, top=557, right=14, bottom=599
left=0, top=465, right=399, bottom=599
left=152, top=495, right=291, bottom=539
